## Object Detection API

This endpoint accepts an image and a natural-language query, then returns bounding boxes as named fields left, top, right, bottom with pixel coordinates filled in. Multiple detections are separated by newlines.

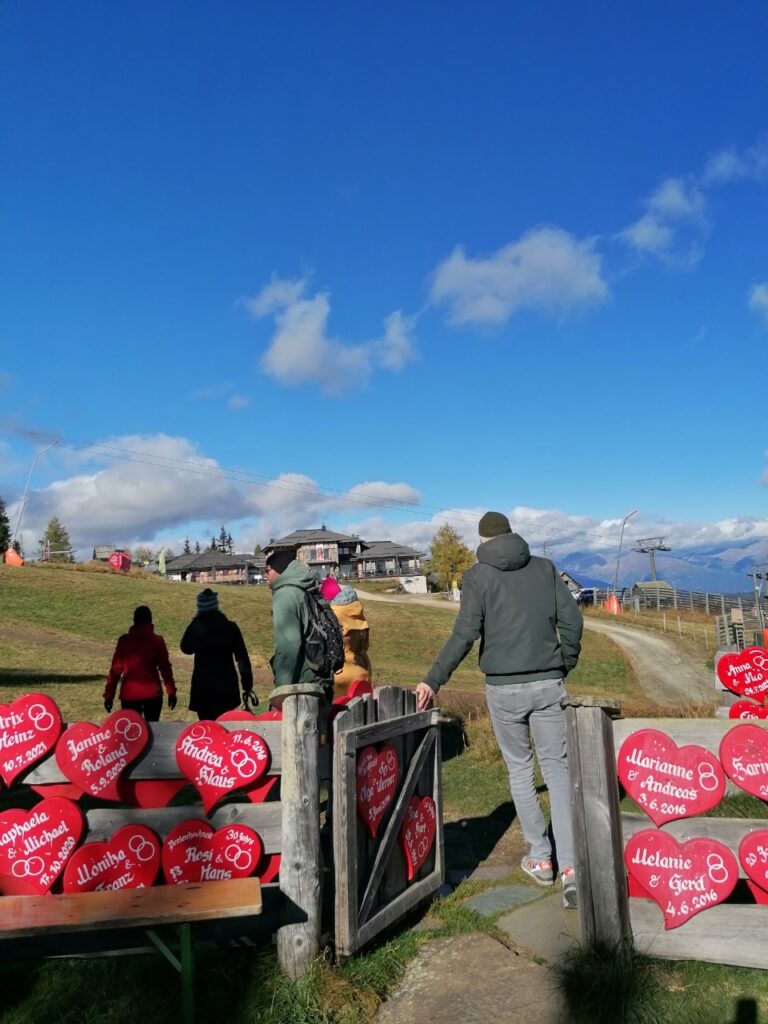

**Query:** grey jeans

left=486, top=678, right=574, bottom=871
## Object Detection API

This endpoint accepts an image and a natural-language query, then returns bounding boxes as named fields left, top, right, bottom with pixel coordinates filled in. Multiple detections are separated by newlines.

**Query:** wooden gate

left=332, top=686, right=445, bottom=957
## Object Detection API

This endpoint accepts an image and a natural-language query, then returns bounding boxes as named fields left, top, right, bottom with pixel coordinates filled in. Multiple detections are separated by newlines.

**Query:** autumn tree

left=426, top=524, right=474, bottom=590
left=0, top=496, right=10, bottom=552
left=134, top=546, right=155, bottom=565
left=39, top=517, right=74, bottom=563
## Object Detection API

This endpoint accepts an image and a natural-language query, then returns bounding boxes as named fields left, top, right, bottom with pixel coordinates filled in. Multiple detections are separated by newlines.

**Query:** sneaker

left=561, top=867, right=577, bottom=908
left=520, top=856, right=554, bottom=886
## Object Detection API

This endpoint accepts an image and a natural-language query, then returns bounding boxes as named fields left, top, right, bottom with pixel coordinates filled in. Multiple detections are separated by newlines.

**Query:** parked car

left=575, top=588, right=596, bottom=607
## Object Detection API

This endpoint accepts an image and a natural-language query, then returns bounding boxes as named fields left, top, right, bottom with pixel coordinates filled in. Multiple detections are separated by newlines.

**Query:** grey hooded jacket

left=424, top=533, right=583, bottom=692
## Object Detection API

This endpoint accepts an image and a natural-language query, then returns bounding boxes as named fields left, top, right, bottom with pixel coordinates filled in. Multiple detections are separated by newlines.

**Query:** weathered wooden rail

left=566, top=697, right=768, bottom=968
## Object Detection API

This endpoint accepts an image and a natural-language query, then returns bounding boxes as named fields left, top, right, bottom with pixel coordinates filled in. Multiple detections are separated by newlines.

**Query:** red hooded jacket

left=104, top=623, right=176, bottom=703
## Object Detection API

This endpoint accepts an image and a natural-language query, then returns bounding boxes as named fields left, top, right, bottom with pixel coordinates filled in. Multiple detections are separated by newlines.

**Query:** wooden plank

left=24, top=720, right=284, bottom=784
left=630, top=900, right=768, bottom=969
left=432, top=719, right=445, bottom=888
left=276, top=692, right=322, bottom=980
left=378, top=688, right=409, bottom=909
left=622, top=812, right=768, bottom=877
left=356, top=868, right=441, bottom=948
left=341, top=710, right=435, bottom=748
left=565, top=705, right=630, bottom=947
left=332, top=698, right=365, bottom=957
left=358, top=729, right=436, bottom=924
left=85, top=802, right=283, bottom=854
left=0, top=878, right=262, bottom=939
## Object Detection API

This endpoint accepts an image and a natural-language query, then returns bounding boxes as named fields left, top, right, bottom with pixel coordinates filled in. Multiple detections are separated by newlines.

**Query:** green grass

left=0, top=563, right=650, bottom=718
left=4, top=561, right=741, bottom=1024
left=554, top=941, right=768, bottom=1024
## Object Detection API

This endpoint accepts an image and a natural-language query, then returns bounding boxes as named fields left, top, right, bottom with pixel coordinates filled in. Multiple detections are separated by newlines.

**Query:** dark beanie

left=478, top=511, right=512, bottom=539
left=196, top=588, right=219, bottom=614
left=266, top=549, right=294, bottom=575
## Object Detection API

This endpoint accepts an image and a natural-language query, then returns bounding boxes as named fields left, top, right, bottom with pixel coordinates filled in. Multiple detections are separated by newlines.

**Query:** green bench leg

left=145, top=925, right=195, bottom=1024
left=180, top=924, right=195, bottom=1024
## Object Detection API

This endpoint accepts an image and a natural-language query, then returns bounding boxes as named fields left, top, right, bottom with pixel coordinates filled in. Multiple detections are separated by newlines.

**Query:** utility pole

left=632, top=537, right=671, bottom=582
left=613, top=509, right=638, bottom=594
left=747, top=565, right=768, bottom=633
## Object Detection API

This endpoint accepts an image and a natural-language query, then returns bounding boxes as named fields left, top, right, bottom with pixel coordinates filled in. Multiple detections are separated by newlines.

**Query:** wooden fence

left=566, top=696, right=768, bottom=968
left=0, top=684, right=444, bottom=980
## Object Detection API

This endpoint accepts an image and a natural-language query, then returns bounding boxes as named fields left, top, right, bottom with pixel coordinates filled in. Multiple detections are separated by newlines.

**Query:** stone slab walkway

left=376, top=933, right=565, bottom=1024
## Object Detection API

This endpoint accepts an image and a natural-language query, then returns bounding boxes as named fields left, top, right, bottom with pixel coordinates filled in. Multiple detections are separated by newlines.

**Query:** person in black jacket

left=180, top=588, right=254, bottom=720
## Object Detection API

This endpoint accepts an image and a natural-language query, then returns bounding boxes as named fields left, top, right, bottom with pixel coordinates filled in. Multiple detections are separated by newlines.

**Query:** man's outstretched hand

left=416, top=682, right=435, bottom=711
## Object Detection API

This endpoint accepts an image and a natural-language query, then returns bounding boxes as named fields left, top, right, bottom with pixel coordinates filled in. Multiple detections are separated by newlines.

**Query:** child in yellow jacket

left=329, top=585, right=371, bottom=698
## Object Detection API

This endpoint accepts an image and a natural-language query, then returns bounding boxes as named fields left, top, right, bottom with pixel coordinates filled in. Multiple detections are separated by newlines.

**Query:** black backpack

left=290, top=587, right=345, bottom=680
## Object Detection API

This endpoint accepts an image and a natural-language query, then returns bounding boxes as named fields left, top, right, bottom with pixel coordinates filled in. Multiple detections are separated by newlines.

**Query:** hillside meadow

left=0, top=563, right=643, bottom=719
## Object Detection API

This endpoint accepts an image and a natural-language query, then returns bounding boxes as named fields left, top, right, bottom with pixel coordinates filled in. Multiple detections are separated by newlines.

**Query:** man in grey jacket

left=416, top=511, right=583, bottom=907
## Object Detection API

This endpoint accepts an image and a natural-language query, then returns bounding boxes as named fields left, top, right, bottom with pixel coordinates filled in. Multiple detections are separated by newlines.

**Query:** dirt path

left=361, top=591, right=715, bottom=708
left=583, top=617, right=713, bottom=707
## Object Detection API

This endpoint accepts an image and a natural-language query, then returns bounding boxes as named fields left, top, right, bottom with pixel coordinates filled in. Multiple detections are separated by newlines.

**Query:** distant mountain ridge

left=559, top=537, right=768, bottom=595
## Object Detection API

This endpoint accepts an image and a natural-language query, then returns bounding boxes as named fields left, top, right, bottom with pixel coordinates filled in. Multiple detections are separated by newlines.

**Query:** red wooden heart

left=720, top=723, right=768, bottom=799
left=625, top=829, right=737, bottom=929
left=399, top=796, right=437, bottom=881
left=0, top=797, right=84, bottom=895
left=739, top=829, right=768, bottom=896
left=30, top=783, right=83, bottom=801
left=214, top=712, right=279, bottom=803
left=717, top=647, right=768, bottom=701
left=162, top=819, right=263, bottom=885
left=62, top=824, right=161, bottom=893
left=747, top=880, right=768, bottom=904
left=258, top=852, right=281, bottom=884
left=175, top=722, right=271, bottom=813
left=0, top=694, right=63, bottom=787
left=55, top=710, right=149, bottom=801
left=356, top=744, right=399, bottom=839
left=617, top=728, right=725, bottom=825
left=729, top=701, right=768, bottom=721
left=119, top=780, right=187, bottom=808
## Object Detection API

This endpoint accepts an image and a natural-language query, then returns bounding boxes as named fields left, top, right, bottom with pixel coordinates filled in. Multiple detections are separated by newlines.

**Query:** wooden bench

left=0, top=686, right=327, bottom=1023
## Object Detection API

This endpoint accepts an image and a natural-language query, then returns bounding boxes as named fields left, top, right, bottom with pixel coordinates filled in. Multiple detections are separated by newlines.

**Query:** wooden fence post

left=563, top=697, right=630, bottom=949
left=273, top=683, right=325, bottom=980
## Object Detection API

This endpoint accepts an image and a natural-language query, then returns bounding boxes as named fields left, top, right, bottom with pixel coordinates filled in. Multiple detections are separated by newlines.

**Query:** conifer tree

left=0, top=497, right=11, bottom=552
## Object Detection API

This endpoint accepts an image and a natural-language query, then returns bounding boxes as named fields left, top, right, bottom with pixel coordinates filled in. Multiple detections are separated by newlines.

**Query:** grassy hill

left=0, top=563, right=642, bottom=720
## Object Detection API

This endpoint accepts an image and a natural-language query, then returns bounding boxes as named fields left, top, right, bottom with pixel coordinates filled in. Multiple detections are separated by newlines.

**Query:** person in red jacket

left=104, top=605, right=177, bottom=721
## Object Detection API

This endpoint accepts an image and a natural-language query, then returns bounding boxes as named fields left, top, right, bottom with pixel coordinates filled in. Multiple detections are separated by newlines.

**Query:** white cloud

left=618, top=214, right=675, bottom=255
left=647, top=177, right=705, bottom=221
left=620, top=138, right=768, bottom=263
left=228, top=394, right=250, bottom=410
left=749, top=282, right=768, bottom=327
left=375, top=312, right=416, bottom=371
left=701, top=140, right=768, bottom=186
left=245, top=277, right=415, bottom=392
left=429, top=226, right=608, bottom=326
left=244, top=276, right=307, bottom=317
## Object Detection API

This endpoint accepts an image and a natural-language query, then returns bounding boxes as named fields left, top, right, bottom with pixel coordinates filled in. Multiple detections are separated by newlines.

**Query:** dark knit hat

left=196, top=588, right=219, bottom=613
left=265, top=549, right=294, bottom=575
left=478, top=511, right=512, bottom=540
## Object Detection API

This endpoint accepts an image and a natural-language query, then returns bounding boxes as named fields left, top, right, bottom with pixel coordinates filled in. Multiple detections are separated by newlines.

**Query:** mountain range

left=560, top=537, right=768, bottom=595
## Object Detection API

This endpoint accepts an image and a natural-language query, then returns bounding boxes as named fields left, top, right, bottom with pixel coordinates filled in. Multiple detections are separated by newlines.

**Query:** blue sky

left=1, top=1, right=767, bottom=576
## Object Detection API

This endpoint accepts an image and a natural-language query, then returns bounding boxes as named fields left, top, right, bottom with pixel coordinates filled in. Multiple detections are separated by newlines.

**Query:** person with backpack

left=264, top=549, right=344, bottom=694
left=180, top=588, right=255, bottom=719
left=329, top=585, right=372, bottom=698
